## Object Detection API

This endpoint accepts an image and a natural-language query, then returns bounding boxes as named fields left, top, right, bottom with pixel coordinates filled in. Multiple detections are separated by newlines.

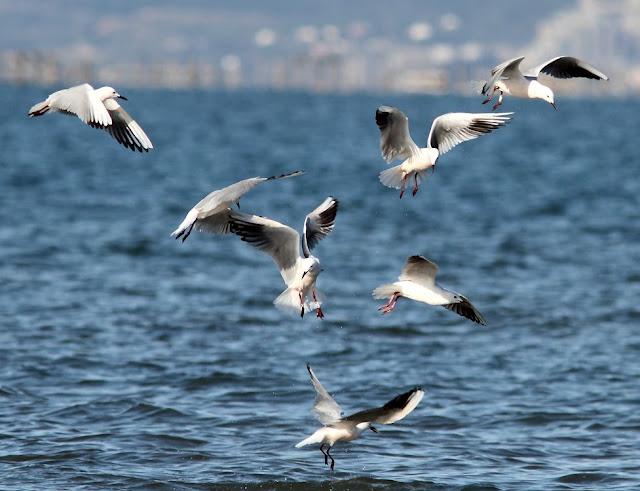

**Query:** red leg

left=312, top=289, right=324, bottom=319
left=378, top=292, right=399, bottom=314
left=399, top=174, right=407, bottom=199
left=412, top=173, right=419, bottom=196
left=492, top=92, right=503, bottom=111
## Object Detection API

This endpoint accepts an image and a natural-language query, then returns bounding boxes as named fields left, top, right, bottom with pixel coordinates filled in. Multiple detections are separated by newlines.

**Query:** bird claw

left=316, top=307, right=324, bottom=319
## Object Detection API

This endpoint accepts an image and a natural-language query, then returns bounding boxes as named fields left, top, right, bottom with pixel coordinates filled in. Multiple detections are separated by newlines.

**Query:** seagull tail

left=274, top=287, right=307, bottom=316
left=295, top=429, right=325, bottom=448
left=372, top=283, right=398, bottom=300
left=28, top=100, right=50, bottom=117
left=379, top=165, right=405, bottom=190
left=171, top=209, right=198, bottom=242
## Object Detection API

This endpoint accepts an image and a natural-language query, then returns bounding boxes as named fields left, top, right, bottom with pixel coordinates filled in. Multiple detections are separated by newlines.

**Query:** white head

left=528, top=80, right=556, bottom=110
left=95, top=86, right=127, bottom=102
left=301, top=258, right=322, bottom=282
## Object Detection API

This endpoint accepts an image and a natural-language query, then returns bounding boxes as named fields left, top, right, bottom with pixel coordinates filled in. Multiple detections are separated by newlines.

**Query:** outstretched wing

left=375, top=106, right=420, bottom=163
left=427, top=112, right=513, bottom=155
left=49, top=83, right=112, bottom=127
left=306, top=364, right=343, bottom=425
left=482, top=56, right=525, bottom=95
left=342, top=387, right=424, bottom=425
left=443, top=295, right=487, bottom=325
left=528, top=56, right=609, bottom=80
left=398, top=255, right=439, bottom=287
left=229, top=211, right=300, bottom=285
left=100, top=99, right=153, bottom=152
left=301, top=197, right=339, bottom=257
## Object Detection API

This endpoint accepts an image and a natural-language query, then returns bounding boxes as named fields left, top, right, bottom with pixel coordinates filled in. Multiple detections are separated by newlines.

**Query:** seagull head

left=301, top=260, right=322, bottom=280
left=96, top=86, right=128, bottom=101
left=530, top=81, right=556, bottom=110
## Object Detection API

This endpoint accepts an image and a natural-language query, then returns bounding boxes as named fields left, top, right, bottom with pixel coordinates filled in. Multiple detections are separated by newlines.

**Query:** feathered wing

left=398, top=255, right=439, bottom=287
left=443, top=295, right=487, bottom=325
left=48, top=84, right=112, bottom=127
left=342, top=387, right=424, bottom=425
left=301, top=197, right=339, bottom=257
left=427, top=112, right=513, bottom=155
left=306, top=364, right=343, bottom=425
left=375, top=106, right=420, bottom=163
left=482, top=56, right=526, bottom=94
left=528, top=56, right=609, bottom=81
left=229, top=212, right=301, bottom=285
left=100, top=99, right=153, bottom=152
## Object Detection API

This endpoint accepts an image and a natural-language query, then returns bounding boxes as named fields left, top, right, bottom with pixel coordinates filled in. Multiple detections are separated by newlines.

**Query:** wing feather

left=302, top=197, right=339, bottom=257
left=443, top=296, right=487, bottom=325
left=342, top=387, right=424, bottom=425
left=529, top=56, right=609, bottom=80
left=306, top=364, right=342, bottom=425
left=49, top=84, right=112, bottom=127
left=427, top=112, right=513, bottom=155
left=375, top=106, right=420, bottom=163
left=398, top=255, right=438, bottom=287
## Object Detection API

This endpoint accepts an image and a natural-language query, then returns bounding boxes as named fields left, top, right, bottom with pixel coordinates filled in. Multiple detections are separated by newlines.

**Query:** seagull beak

left=118, top=94, right=128, bottom=101
left=370, top=426, right=379, bottom=433
left=550, top=102, right=557, bottom=111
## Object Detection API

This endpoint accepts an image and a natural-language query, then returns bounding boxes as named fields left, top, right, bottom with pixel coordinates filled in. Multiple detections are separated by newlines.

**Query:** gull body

left=171, top=170, right=303, bottom=242
left=375, top=106, right=512, bottom=197
left=28, top=83, right=153, bottom=152
left=482, top=56, right=609, bottom=110
left=374, top=255, right=486, bottom=325
left=229, top=197, right=339, bottom=318
left=295, top=364, right=423, bottom=471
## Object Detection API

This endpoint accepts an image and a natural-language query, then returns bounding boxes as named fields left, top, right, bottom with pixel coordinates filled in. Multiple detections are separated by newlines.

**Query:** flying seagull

left=295, top=364, right=423, bottom=471
left=373, top=255, right=487, bottom=325
left=375, top=106, right=512, bottom=197
left=28, top=83, right=153, bottom=152
left=229, top=197, right=338, bottom=318
left=171, top=171, right=303, bottom=242
left=481, top=56, right=609, bottom=110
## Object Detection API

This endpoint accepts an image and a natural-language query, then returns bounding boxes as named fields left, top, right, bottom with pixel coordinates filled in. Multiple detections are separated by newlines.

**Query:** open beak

left=550, top=102, right=557, bottom=111
left=118, top=94, right=128, bottom=101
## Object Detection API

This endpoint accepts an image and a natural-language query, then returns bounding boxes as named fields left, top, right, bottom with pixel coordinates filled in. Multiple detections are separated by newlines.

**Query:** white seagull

left=373, top=255, right=487, bottom=325
left=295, top=364, right=424, bottom=471
left=229, top=197, right=339, bottom=318
left=375, top=106, right=512, bottom=198
left=171, top=171, right=303, bottom=242
left=481, top=56, right=609, bottom=110
left=28, top=83, right=153, bottom=152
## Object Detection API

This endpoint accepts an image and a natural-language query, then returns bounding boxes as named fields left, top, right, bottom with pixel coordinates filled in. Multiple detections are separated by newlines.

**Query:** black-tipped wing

left=342, top=387, right=424, bottom=425
left=301, top=197, right=339, bottom=257
left=427, top=112, right=513, bottom=155
left=306, top=364, right=343, bottom=425
left=530, top=56, right=609, bottom=81
left=100, top=99, right=153, bottom=152
left=443, top=296, right=487, bottom=325
left=375, top=106, right=420, bottom=163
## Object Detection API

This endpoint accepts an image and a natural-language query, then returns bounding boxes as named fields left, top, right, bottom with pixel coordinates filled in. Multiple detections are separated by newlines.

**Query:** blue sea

left=1, top=85, right=639, bottom=490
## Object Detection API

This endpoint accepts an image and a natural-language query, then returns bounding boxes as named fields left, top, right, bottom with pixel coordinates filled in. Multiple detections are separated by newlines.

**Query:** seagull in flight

left=28, top=83, right=153, bottom=152
left=295, top=364, right=423, bottom=471
left=373, top=255, right=487, bottom=325
left=481, top=56, right=609, bottom=110
left=375, top=106, right=512, bottom=198
left=229, top=197, right=338, bottom=318
left=171, top=171, right=303, bottom=242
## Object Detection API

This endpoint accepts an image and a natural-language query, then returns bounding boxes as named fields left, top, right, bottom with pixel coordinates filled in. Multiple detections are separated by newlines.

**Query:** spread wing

left=229, top=211, right=300, bottom=285
left=306, top=364, right=343, bottom=425
left=443, top=295, right=487, bottom=325
left=101, top=99, right=153, bottom=152
left=49, top=84, right=112, bottom=127
left=375, top=106, right=420, bottom=163
left=398, top=255, right=438, bottom=287
left=342, top=387, right=424, bottom=425
left=482, top=56, right=525, bottom=94
left=301, top=197, right=339, bottom=258
left=427, top=112, right=513, bottom=155
left=528, top=56, right=609, bottom=80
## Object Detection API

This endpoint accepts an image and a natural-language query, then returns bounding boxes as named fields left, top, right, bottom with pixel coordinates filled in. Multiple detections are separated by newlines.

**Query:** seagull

left=295, top=364, right=423, bottom=471
left=375, top=106, right=512, bottom=198
left=481, top=56, right=609, bottom=110
left=171, top=170, right=303, bottom=242
left=229, top=197, right=338, bottom=318
left=28, top=83, right=153, bottom=152
left=373, top=255, right=487, bottom=325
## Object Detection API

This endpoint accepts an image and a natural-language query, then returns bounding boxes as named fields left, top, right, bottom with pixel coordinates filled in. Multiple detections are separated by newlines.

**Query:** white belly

left=396, top=281, right=451, bottom=305
left=401, top=147, right=438, bottom=173
left=497, top=77, right=530, bottom=98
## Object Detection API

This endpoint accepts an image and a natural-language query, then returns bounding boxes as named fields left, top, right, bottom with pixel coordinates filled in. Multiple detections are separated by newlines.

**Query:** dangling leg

left=326, top=445, right=335, bottom=471
left=412, top=172, right=420, bottom=196
left=378, top=292, right=400, bottom=314
left=299, top=291, right=305, bottom=318
left=320, top=443, right=328, bottom=465
left=313, top=289, right=324, bottom=319
left=492, top=91, right=503, bottom=111
left=399, top=173, right=408, bottom=199
left=182, top=220, right=196, bottom=242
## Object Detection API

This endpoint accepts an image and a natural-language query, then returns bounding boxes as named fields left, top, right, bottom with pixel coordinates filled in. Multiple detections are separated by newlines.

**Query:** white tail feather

left=379, top=165, right=405, bottom=190
left=171, top=209, right=198, bottom=238
left=274, top=287, right=307, bottom=315
left=372, top=283, right=398, bottom=300
left=295, top=429, right=325, bottom=448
